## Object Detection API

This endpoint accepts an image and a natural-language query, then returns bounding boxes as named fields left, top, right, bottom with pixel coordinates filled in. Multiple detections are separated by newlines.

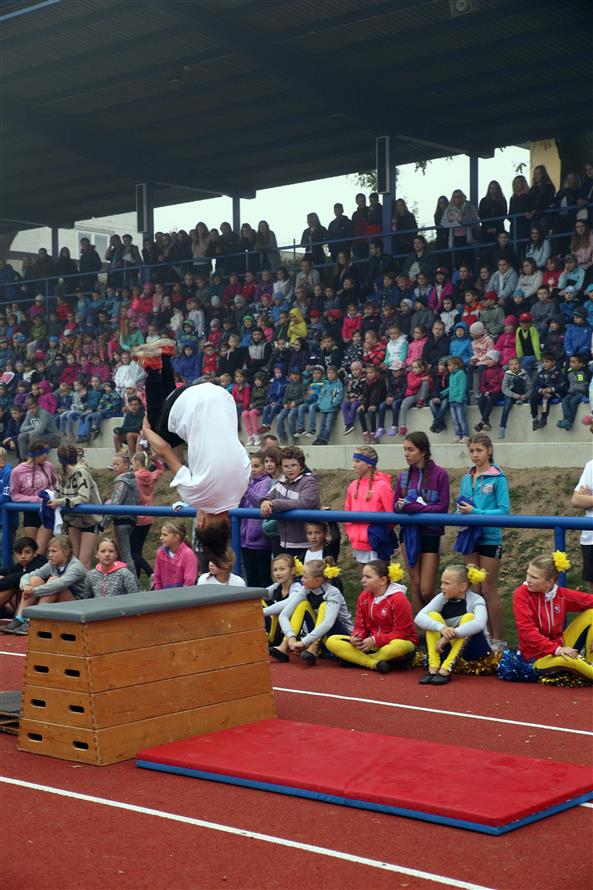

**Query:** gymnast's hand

left=555, top=646, right=578, bottom=660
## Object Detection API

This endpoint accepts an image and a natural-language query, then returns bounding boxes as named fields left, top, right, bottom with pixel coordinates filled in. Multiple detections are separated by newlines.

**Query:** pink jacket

left=9, top=460, right=58, bottom=503
left=153, top=541, right=198, bottom=590
left=495, top=331, right=517, bottom=366
left=344, top=474, right=393, bottom=551
left=405, top=337, right=428, bottom=367
left=134, top=460, right=165, bottom=527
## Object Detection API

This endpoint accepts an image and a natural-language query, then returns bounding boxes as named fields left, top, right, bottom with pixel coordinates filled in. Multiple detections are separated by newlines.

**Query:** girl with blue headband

left=344, top=446, right=394, bottom=565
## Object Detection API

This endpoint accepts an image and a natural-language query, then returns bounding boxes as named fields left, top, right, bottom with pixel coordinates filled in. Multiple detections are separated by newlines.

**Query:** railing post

left=1, top=506, right=11, bottom=567
left=231, top=514, right=241, bottom=574
left=553, top=525, right=567, bottom=586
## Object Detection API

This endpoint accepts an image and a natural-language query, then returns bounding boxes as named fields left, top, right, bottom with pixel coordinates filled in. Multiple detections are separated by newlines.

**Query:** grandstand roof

left=0, top=0, right=590, bottom=234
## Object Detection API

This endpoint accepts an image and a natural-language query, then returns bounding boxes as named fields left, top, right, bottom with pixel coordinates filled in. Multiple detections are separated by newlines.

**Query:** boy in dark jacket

left=557, top=355, right=590, bottom=430
left=276, top=371, right=306, bottom=445
left=0, top=537, right=45, bottom=618
left=530, top=354, right=568, bottom=430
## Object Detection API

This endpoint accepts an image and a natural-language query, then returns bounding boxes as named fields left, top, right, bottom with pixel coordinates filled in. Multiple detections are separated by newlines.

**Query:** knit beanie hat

left=469, top=321, right=485, bottom=336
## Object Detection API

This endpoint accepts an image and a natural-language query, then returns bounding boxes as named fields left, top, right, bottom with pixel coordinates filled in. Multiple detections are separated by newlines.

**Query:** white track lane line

left=273, top=686, right=593, bottom=737
left=0, top=776, right=496, bottom=890
left=0, top=650, right=25, bottom=657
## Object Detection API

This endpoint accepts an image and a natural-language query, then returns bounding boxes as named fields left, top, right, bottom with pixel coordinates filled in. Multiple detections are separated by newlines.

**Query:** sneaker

left=312, top=438, right=326, bottom=445
left=90, top=427, right=100, bottom=440
left=343, top=425, right=354, bottom=435
left=387, top=426, right=397, bottom=436
left=498, top=427, right=506, bottom=439
left=303, top=431, right=315, bottom=438
left=474, top=421, right=484, bottom=432
left=259, top=424, right=270, bottom=433
left=1, top=617, right=25, bottom=634
left=459, top=436, right=469, bottom=444
left=374, top=427, right=385, bottom=441
left=134, top=353, right=162, bottom=371
left=429, top=422, right=437, bottom=433
left=532, top=419, right=540, bottom=431
left=416, top=399, right=425, bottom=408
left=453, top=437, right=462, bottom=443
left=293, top=429, right=305, bottom=439
left=246, top=435, right=254, bottom=446
left=362, top=431, right=371, bottom=443
left=398, top=426, right=407, bottom=436
left=539, top=417, right=547, bottom=428
left=300, top=650, right=317, bottom=666
left=375, top=660, right=391, bottom=674
left=14, top=619, right=29, bottom=636
left=482, top=423, right=492, bottom=431
left=253, top=436, right=261, bottom=446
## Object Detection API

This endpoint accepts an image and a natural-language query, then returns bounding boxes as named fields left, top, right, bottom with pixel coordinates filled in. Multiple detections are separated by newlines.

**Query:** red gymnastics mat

left=137, top=719, right=593, bottom=835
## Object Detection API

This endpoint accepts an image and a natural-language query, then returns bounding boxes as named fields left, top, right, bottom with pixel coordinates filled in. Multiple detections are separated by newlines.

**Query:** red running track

left=1, top=640, right=592, bottom=890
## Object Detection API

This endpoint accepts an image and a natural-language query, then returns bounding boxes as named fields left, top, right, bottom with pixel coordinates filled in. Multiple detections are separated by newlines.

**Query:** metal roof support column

left=469, top=154, right=479, bottom=210
left=51, top=225, right=59, bottom=259
left=232, top=196, right=241, bottom=233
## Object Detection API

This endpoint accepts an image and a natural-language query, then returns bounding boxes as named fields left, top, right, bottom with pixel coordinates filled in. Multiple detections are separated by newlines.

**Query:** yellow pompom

left=323, top=565, right=341, bottom=579
left=294, top=558, right=304, bottom=577
left=467, top=565, right=488, bottom=586
left=388, top=562, right=405, bottom=583
left=552, top=551, right=571, bottom=573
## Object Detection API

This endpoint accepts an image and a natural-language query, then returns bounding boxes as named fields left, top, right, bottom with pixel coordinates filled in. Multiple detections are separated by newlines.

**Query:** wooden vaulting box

left=18, top=585, right=276, bottom=765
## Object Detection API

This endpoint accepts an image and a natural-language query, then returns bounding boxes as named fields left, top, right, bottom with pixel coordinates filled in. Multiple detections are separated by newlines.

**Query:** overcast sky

left=154, top=146, right=530, bottom=248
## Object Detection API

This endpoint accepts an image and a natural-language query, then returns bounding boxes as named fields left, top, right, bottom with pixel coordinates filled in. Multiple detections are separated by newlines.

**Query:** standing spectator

left=569, top=220, right=593, bottom=270
left=255, top=220, right=282, bottom=272
left=433, top=195, right=450, bottom=256
left=508, top=175, right=532, bottom=254
left=0, top=258, right=20, bottom=302
left=0, top=446, right=19, bottom=546
left=153, top=521, right=198, bottom=590
left=9, top=440, right=57, bottom=555
left=313, top=365, right=343, bottom=445
left=525, top=226, right=551, bottom=270
left=300, top=213, right=327, bottom=268
left=259, top=446, right=320, bottom=560
left=121, top=234, right=143, bottom=286
left=48, top=444, right=101, bottom=570
left=393, top=432, right=450, bottom=614
left=344, top=447, right=394, bottom=565
left=32, top=248, right=57, bottom=295
left=55, top=247, right=79, bottom=293
left=478, top=180, right=508, bottom=243
left=351, top=192, right=369, bottom=261
left=239, top=223, right=257, bottom=274
left=527, top=165, right=556, bottom=230
left=131, top=451, right=165, bottom=583
left=239, top=451, right=272, bottom=587
left=442, top=357, right=469, bottom=443
left=327, top=203, right=353, bottom=261
left=100, top=452, right=138, bottom=576
left=391, top=199, right=418, bottom=258
left=18, top=397, right=60, bottom=458
left=550, top=173, right=581, bottom=256
left=456, top=434, right=510, bottom=645
left=79, top=237, right=102, bottom=293
left=440, top=189, right=479, bottom=268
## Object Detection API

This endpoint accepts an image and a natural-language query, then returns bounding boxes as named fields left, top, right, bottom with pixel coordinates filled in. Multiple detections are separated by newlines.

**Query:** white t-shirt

left=304, top=548, right=323, bottom=563
left=575, top=460, right=593, bottom=546
left=168, top=383, right=251, bottom=513
left=197, top=572, right=246, bottom=587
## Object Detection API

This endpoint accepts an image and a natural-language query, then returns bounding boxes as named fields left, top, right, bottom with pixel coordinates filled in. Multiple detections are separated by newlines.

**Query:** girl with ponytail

left=344, top=447, right=394, bottom=565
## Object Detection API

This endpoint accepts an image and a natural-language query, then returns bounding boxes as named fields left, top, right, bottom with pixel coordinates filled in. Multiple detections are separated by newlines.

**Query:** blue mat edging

left=136, top=759, right=593, bottom=835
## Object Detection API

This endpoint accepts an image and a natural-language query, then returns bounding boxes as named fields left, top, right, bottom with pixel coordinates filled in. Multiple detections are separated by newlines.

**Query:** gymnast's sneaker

left=131, top=343, right=163, bottom=370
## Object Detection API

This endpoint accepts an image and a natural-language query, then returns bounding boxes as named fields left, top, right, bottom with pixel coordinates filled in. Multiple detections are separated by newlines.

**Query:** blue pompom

left=497, top=649, right=539, bottom=682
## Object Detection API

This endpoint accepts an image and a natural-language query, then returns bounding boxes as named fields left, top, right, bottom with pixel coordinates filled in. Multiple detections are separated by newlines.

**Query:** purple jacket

left=393, top=460, right=450, bottom=536
left=240, top=474, right=272, bottom=549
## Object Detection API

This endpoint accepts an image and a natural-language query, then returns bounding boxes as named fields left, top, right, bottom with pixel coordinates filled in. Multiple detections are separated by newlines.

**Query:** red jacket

left=232, top=383, right=251, bottom=410
left=404, top=370, right=431, bottom=398
left=478, top=364, right=504, bottom=395
left=362, top=343, right=386, bottom=366
left=342, top=314, right=362, bottom=342
left=353, top=584, right=418, bottom=649
left=513, top=583, right=593, bottom=661
left=202, top=352, right=219, bottom=375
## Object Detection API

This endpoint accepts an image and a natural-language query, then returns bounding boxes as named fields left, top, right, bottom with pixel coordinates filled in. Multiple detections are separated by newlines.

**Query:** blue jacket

left=440, top=368, right=467, bottom=404
left=317, top=377, right=344, bottom=412
left=564, top=322, right=592, bottom=357
left=449, top=321, right=473, bottom=366
left=173, top=347, right=203, bottom=383
left=268, top=377, right=287, bottom=404
left=458, top=464, right=510, bottom=546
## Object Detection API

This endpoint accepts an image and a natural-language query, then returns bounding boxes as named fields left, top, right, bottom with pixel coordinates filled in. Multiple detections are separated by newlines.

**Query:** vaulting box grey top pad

left=24, top=585, right=267, bottom=624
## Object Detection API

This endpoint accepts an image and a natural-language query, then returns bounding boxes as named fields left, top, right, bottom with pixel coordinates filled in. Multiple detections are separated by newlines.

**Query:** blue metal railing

left=3, top=201, right=590, bottom=312
left=3, top=501, right=590, bottom=586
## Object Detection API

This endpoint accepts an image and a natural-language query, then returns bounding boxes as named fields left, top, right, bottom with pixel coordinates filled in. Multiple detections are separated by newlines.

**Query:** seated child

left=270, top=558, right=353, bottom=666
left=512, top=553, right=593, bottom=682
left=197, top=547, right=245, bottom=587
left=530, top=353, right=568, bottom=430
left=153, top=520, right=198, bottom=590
left=475, top=349, right=504, bottom=432
left=1, top=535, right=87, bottom=635
left=326, top=559, right=417, bottom=673
left=0, top=536, right=45, bottom=618
left=557, top=354, right=590, bottom=431
left=84, top=539, right=139, bottom=598
left=499, top=356, right=531, bottom=439
left=262, top=553, right=301, bottom=645
left=415, top=564, right=491, bottom=684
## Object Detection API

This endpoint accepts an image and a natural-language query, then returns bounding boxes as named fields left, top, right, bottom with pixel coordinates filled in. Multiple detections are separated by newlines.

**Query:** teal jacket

left=440, top=368, right=467, bottom=404
left=458, top=464, right=510, bottom=546
left=317, top=378, right=344, bottom=412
